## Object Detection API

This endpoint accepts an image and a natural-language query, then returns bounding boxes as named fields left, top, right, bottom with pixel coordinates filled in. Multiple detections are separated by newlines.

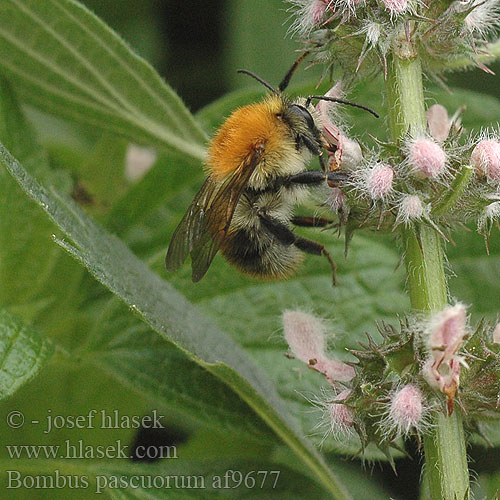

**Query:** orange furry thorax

left=206, top=95, right=289, bottom=180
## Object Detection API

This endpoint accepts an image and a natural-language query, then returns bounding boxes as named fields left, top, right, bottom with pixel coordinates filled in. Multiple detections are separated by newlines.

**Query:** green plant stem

left=385, top=41, right=470, bottom=500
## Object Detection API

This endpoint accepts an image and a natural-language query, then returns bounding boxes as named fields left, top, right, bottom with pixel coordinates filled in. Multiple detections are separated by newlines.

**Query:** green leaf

left=84, top=297, right=277, bottom=442
left=70, top=134, right=130, bottom=218
left=107, top=149, right=202, bottom=236
left=0, top=308, right=54, bottom=399
left=447, top=229, right=500, bottom=320
left=0, top=0, right=207, bottom=160
left=0, top=77, right=87, bottom=336
left=0, top=145, right=353, bottom=500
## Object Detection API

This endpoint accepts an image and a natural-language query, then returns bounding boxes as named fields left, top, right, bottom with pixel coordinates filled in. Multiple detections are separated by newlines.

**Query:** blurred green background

left=79, top=0, right=500, bottom=111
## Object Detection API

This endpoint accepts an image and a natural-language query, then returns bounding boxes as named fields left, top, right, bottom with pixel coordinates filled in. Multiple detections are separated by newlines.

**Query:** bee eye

left=289, top=105, right=315, bottom=131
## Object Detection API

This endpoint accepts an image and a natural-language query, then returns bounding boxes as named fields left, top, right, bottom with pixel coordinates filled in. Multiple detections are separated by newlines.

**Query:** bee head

left=280, top=100, right=324, bottom=157
left=237, top=57, right=378, bottom=161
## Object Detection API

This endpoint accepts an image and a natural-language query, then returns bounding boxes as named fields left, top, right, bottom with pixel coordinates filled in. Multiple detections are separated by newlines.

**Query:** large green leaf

left=107, top=149, right=202, bottom=237
left=83, top=297, right=277, bottom=442
left=0, top=0, right=206, bottom=160
left=0, top=78, right=87, bottom=339
left=0, top=308, right=54, bottom=399
left=0, top=145, right=353, bottom=500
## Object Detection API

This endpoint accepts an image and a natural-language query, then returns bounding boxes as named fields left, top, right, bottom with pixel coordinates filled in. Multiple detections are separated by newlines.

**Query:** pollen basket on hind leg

left=207, top=96, right=298, bottom=181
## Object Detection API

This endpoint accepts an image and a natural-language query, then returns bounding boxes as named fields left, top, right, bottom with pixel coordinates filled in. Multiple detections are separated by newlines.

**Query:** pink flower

left=426, top=104, right=451, bottom=142
left=471, top=139, right=500, bottom=182
left=288, top=0, right=333, bottom=36
left=316, top=82, right=363, bottom=170
left=423, top=304, right=468, bottom=414
left=315, top=358, right=355, bottom=383
left=428, top=304, right=467, bottom=361
left=283, top=310, right=355, bottom=384
left=310, top=0, right=328, bottom=23
left=283, top=310, right=326, bottom=364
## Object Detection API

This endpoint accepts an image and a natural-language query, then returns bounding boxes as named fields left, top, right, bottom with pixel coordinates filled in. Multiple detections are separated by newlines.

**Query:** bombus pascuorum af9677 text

left=165, top=55, right=377, bottom=284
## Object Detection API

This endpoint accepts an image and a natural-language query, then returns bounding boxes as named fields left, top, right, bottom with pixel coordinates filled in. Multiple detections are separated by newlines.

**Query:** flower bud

left=326, top=187, right=347, bottom=212
left=409, top=138, right=447, bottom=178
left=310, top=0, right=328, bottom=23
left=325, top=390, right=354, bottom=437
left=397, top=194, right=426, bottom=224
left=283, top=310, right=326, bottom=364
left=366, top=164, right=394, bottom=200
left=381, top=0, right=408, bottom=14
left=485, top=201, right=500, bottom=220
left=465, top=0, right=500, bottom=36
left=471, top=139, right=500, bottom=182
left=389, top=384, right=424, bottom=436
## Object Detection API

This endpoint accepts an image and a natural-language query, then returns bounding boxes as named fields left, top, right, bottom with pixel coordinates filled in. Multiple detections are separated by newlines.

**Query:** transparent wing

left=165, top=177, right=218, bottom=272
left=165, top=146, right=263, bottom=282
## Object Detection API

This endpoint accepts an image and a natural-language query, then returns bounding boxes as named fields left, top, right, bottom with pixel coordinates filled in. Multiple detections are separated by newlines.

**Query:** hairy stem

left=385, top=36, right=470, bottom=500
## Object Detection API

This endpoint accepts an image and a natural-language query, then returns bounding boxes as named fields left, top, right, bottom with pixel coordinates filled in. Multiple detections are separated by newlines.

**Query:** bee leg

left=283, top=170, right=349, bottom=187
left=258, top=212, right=337, bottom=285
left=291, top=216, right=334, bottom=228
left=294, top=237, right=337, bottom=285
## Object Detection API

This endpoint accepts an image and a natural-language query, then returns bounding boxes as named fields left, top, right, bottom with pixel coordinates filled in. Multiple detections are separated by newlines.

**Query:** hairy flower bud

left=324, top=389, right=354, bottom=438
left=471, top=139, right=500, bottom=182
left=366, top=164, right=394, bottom=200
left=381, top=0, right=408, bottom=13
left=310, top=0, right=328, bottom=22
left=465, top=0, right=500, bottom=36
left=326, top=187, right=347, bottom=212
left=388, top=384, right=424, bottom=436
left=397, top=194, right=426, bottom=224
left=485, top=201, right=500, bottom=219
left=288, top=0, right=330, bottom=35
left=283, top=310, right=326, bottom=363
left=409, top=137, right=447, bottom=178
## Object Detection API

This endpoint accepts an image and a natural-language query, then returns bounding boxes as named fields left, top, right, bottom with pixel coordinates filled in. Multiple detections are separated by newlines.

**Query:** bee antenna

left=237, top=69, right=280, bottom=95
left=278, top=51, right=310, bottom=92
left=306, top=95, right=379, bottom=118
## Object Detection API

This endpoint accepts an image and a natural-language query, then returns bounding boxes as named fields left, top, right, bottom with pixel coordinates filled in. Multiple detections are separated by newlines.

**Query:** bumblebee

left=166, top=57, right=377, bottom=284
